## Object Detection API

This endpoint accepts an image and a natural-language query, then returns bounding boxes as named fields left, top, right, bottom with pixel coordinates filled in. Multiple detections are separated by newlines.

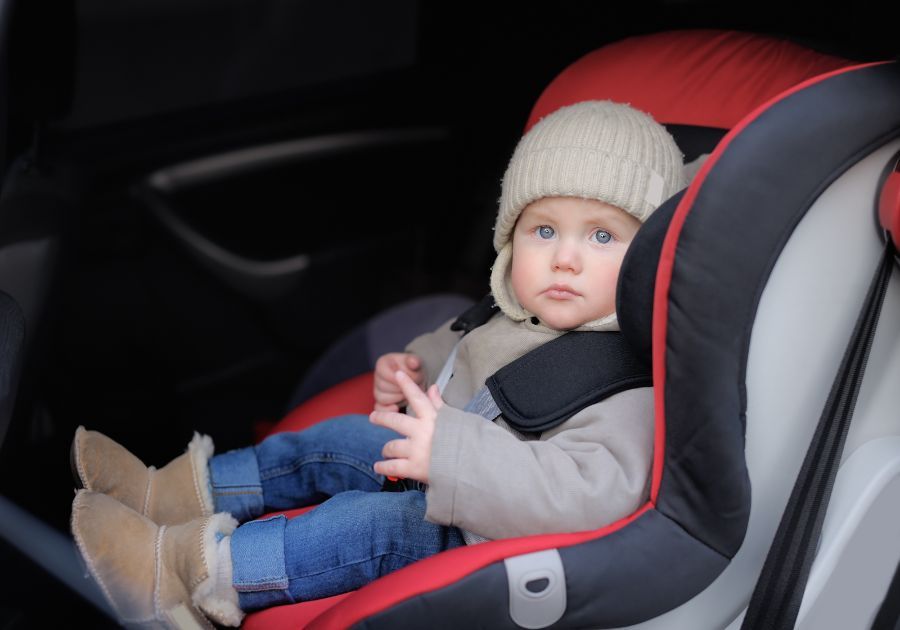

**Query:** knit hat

left=490, top=100, right=685, bottom=329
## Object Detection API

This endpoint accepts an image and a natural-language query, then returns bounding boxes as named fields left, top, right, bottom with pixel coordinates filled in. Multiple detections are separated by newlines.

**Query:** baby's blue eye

left=537, top=226, right=555, bottom=239
left=593, top=230, right=612, bottom=244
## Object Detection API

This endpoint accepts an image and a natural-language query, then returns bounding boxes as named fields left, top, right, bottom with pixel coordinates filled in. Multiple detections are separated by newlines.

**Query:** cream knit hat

left=490, top=100, right=685, bottom=329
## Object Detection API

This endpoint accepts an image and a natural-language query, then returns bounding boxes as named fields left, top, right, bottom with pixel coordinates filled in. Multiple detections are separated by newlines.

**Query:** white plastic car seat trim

left=624, top=138, right=900, bottom=630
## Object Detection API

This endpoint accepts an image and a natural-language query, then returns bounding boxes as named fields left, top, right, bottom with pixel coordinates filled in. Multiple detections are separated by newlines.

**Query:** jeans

left=207, top=414, right=466, bottom=609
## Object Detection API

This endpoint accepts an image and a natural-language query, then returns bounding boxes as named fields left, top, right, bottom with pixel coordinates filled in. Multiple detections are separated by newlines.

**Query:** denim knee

left=280, top=491, right=465, bottom=602
left=208, top=447, right=265, bottom=522
left=231, top=514, right=294, bottom=611
left=255, top=415, right=399, bottom=502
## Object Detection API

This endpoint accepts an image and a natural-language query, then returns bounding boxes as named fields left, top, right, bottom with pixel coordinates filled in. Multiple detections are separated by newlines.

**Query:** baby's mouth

left=542, top=284, right=582, bottom=299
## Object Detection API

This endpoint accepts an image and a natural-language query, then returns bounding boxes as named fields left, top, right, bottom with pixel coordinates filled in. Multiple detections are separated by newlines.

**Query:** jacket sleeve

left=404, top=317, right=462, bottom=388
left=424, top=387, right=654, bottom=540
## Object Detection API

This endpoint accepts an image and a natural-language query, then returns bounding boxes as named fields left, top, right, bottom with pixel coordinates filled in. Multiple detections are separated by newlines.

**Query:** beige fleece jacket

left=405, top=313, right=654, bottom=543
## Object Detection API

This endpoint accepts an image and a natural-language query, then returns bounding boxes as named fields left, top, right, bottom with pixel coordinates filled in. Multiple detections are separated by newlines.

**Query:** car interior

left=1, top=2, right=899, bottom=628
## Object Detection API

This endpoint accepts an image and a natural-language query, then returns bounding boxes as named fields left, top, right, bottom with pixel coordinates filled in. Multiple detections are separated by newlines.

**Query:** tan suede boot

left=71, top=426, right=215, bottom=526
left=71, top=490, right=244, bottom=628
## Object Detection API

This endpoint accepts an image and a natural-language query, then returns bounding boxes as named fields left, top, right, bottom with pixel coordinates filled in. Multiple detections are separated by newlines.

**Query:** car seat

left=238, top=30, right=900, bottom=629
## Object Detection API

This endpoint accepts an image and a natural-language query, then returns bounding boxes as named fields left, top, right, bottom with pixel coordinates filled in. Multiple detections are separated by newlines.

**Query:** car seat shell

left=242, top=31, right=900, bottom=630
left=739, top=139, right=900, bottom=629
left=675, top=134, right=900, bottom=630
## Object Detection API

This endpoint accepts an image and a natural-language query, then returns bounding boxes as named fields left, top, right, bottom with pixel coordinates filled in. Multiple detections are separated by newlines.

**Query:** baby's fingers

left=375, top=354, right=403, bottom=380
left=369, top=409, right=418, bottom=437
left=382, top=438, right=413, bottom=460
left=374, top=369, right=402, bottom=391
left=373, top=458, right=411, bottom=479
left=395, top=371, right=433, bottom=415
left=427, top=384, right=444, bottom=410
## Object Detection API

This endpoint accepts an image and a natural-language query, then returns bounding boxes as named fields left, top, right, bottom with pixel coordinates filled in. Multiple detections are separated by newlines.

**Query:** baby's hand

left=370, top=371, right=443, bottom=484
left=373, top=352, right=424, bottom=412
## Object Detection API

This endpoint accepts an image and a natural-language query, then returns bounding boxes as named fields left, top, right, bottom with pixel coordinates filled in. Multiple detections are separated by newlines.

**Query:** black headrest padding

left=616, top=189, right=684, bottom=365
left=665, top=125, right=728, bottom=162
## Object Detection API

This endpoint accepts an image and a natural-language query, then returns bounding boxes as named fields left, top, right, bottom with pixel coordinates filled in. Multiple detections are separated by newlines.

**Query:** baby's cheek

left=597, top=265, right=623, bottom=288
left=510, top=253, right=538, bottom=298
left=592, top=265, right=624, bottom=309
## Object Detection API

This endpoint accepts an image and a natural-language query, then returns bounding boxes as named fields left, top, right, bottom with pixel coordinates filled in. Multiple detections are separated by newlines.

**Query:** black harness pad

left=485, top=331, right=652, bottom=433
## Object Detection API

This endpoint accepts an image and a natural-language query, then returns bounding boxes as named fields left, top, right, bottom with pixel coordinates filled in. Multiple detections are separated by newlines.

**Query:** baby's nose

left=552, top=241, right=582, bottom=272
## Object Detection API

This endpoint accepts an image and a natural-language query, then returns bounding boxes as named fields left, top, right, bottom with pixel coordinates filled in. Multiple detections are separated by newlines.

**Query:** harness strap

left=439, top=323, right=651, bottom=433
left=434, top=343, right=459, bottom=395
left=430, top=292, right=495, bottom=400
left=462, top=386, right=501, bottom=420
left=872, top=558, right=900, bottom=630
left=486, top=331, right=651, bottom=433
left=450, top=293, right=499, bottom=334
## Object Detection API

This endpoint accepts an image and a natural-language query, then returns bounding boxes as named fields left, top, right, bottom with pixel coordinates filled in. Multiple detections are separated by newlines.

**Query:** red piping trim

left=307, top=503, right=653, bottom=629
left=648, top=60, right=891, bottom=502
left=880, top=169, right=900, bottom=250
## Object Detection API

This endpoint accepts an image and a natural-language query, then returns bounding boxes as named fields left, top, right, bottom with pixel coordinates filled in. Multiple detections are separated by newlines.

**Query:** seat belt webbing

left=741, top=241, right=895, bottom=630
left=872, top=555, right=900, bottom=630
left=434, top=342, right=460, bottom=395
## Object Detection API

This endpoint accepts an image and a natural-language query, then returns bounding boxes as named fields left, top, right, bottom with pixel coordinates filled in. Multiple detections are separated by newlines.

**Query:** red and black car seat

left=243, top=30, right=900, bottom=629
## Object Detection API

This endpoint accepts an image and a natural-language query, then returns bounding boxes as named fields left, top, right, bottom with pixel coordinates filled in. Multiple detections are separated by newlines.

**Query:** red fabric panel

left=526, top=29, right=852, bottom=131
left=259, top=506, right=315, bottom=520
left=267, top=371, right=376, bottom=436
left=648, top=60, right=888, bottom=502
left=306, top=504, right=652, bottom=629
left=879, top=169, right=900, bottom=250
left=242, top=594, right=352, bottom=630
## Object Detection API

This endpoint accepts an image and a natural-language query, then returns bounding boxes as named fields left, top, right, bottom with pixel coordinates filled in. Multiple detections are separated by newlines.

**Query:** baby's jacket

left=405, top=313, right=654, bottom=543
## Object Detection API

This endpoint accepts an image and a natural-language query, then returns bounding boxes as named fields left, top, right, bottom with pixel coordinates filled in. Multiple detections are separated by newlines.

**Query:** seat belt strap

left=741, top=240, right=895, bottom=630
left=434, top=342, right=459, bottom=395
left=432, top=293, right=498, bottom=397
left=450, top=293, right=499, bottom=334
left=872, top=555, right=900, bottom=629
left=463, top=386, right=501, bottom=420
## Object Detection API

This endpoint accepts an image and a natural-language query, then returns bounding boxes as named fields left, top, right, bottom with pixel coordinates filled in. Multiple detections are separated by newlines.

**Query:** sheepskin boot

left=71, top=490, right=244, bottom=628
left=71, top=426, right=215, bottom=526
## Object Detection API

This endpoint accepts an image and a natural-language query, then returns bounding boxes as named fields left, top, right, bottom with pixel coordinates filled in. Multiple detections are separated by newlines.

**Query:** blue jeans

left=207, top=414, right=466, bottom=609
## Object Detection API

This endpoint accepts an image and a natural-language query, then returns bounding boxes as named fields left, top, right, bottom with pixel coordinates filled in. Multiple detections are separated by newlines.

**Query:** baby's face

left=510, top=197, right=641, bottom=330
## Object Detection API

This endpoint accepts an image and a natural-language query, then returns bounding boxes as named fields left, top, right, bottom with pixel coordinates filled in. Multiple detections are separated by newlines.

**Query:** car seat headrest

left=531, top=30, right=854, bottom=365
left=526, top=29, right=852, bottom=131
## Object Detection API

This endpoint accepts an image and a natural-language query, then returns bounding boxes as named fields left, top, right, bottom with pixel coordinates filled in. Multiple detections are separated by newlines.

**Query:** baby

left=70, top=100, right=684, bottom=627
